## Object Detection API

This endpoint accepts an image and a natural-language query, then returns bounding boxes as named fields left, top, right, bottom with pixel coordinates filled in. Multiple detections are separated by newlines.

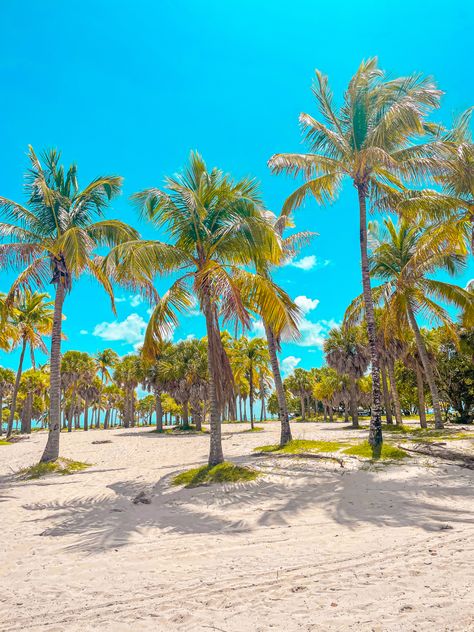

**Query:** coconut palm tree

left=0, top=147, right=138, bottom=460
left=346, top=217, right=473, bottom=429
left=113, top=355, right=143, bottom=428
left=2, top=291, right=54, bottom=438
left=0, top=367, right=14, bottom=436
left=312, top=367, right=340, bottom=422
left=141, top=340, right=173, bottom=432
left=268, top=58, right=444, bottom=451
left=231, top=337, right=270, bottom=429
left=285, top=368, right=313, bottom=420
left=107, top=152, right=297, bottom=465
left=324, top=325, right=369, bottom=428
left=94, top=348, right=119, bottom=428
left=61, top=351, right=94, bottom=432
left=18, top=368, right=49, bottom=433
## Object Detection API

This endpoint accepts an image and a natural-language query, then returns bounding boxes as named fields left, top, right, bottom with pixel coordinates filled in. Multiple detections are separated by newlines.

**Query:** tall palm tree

left=285, top=368, right=313, bottom=421
left=346, top=217, right=473, bottom=429
left=2, top=291, right=54, bottom=438
left=61, top=351, right=94, bottom=432
left=231, top=337, right=270, bottom=429
left=0, top=147, right=138, bottom=460
left=18, top=368, right=49, bottom=433
left=94, top=348, right=119, bottom=428
left=312, top=367, right=340, bottom=422
left=324, top=325, right=369, bottom=428
left=268, top=58, right=443, bottom=452
left=141, top=341, right=173, bottom=432
left=107, top=152, right=297, bottom=465
left=0, top=367, right=14, bottom=436
left=113, top=355, right=143, bottom=428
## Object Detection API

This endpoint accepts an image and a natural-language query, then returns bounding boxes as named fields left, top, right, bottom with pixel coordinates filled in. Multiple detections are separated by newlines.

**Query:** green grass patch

left=172, top=461, right=260, bottom=488
left=244, top=426, right=264, bottom=433
left=255, top=439, right=347, bottom=454
left=343, top=441, right=408, bottom=460
left=0, top=439, right=12, bottom=445
left=18, top=457, right=91, bottom=479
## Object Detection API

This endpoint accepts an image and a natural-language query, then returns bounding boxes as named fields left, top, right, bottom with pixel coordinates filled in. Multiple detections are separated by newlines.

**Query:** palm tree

left=2, top=291, right=54, bottom=438
left=0, top=367, right=14, bottom=436
left=312, top=367, right=340, bottom=422
left=347, top=217, right=472, bottom=429
left=108, top=152, right=297, bottom=465
left=324, top=325, right=369, bottom=428
left=268, top=58, right=443, bottom=452
left=61, top=351, right=94, bottom=432
left=285, top=368, right=313, bottom=420
left=232, top=337, right=270, bottom=429
left=113, top=355, right=143, bottom=428
left=94, top=349, right=119, bottom=428
left=141, top=341, right=173, bottom=432
left=18, top=368, right=49, bottom=433
left=0, top=147, right=138, bottom=461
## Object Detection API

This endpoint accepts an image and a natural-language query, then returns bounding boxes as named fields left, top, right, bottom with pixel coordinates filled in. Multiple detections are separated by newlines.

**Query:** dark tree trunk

left=20, top=393, right=33, bottom=434
left=386, top=358, right=403, bottom=426
left=203, top=293, right=224, bottom=466
left=264, top=322, right=292, bottom=446
left=182, top=401, right=190, bottom=428
left=357, top=185, right=383, bottom=453
left=155, top=388, right=163, bottom=432
left=300, top=395, right=306, bottom=421
left=41, top=282, right=65, bottom=462
left=415, top=362, right=427, bottom=429
left=380, top=362, right=393, bottom=425
left=248, top=366, right=254, bottom=430
left=6, top=338, right=27, bottom=438
left=407, top=304, right=443, bottom=428
left=349, top=377, right=359, bottom=429
left=84, top=400, right=89, bottom=431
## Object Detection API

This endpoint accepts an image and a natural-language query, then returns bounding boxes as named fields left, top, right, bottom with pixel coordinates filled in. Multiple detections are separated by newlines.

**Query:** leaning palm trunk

left=386, top=358, right=403, bottom=426
left=348, top=378, right=359, bottom=429
left=407, top=305, right=443, bottom=429
left=6, top=338, right=27, bottom=439
left=154, top=388, right=163, bottom=432
left=357, top=186, right=383, bottom=452
left=380, top=363, right=393, bottom=425
left=264, top=322, right=292, bottom=446
left=415, top=363, right=427, bottom=429
left=202, top=295, right=225, bottom=466
left=40, top=283, right=66, bottom=462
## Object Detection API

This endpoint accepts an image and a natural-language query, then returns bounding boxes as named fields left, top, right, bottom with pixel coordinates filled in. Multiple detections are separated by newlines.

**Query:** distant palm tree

left=269, top=58, right=443, bottom=452
left=231, top=337, right=270, bottom=429
left=113, top=355, right=143, bottom=428
left=285, top=368, right=313, bottom=421
left=142, top=341, right=173, bottom=432
left=324, top=325, right=369, bottom=428
left=312, top=367, right=341, bottom=422
left=18, top=368, right=49, bottom=433
left=61, top=351, right=95, bottom=432
left=0, top=367, right=14, bottom=436
left=347, top=217, right=473, bottom=428
left=2, top=291, right=54, bottom=438
left=94, top=349, right=119, bottom=428
left=109, top=152, right=297, bottom=465
left=0, top=147, right=138, bottom=460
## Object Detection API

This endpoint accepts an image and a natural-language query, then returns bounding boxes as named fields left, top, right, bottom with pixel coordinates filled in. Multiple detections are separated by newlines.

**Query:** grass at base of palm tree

left=18, top=457, right=91, bottom=479
left=255, top=439, right=347, bottom=454
left=164, top=425, right=208, bottom=434
left=172, top=462, right=260, bottom=488
left=344, top=441, right=408, bottom=460
left=0, top=439, right=11, bottom=445
left=243, top=426, right=264, bottom=433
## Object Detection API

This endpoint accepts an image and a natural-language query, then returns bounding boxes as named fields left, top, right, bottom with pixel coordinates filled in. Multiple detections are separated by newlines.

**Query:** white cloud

left=129, top=294, right=143, bottom=308
left=295, top=295, right=320, bottom=314
left=281, top=355, right=301, bottom=376
left=115, top=296, right=126, bottom=303
left=297, top=318, right=338, bottom=348
left=92, top=313, right=147, bottom=346
left=79, top=329, right=88, bottom=335
left=285, top=255, right=331, bottom=271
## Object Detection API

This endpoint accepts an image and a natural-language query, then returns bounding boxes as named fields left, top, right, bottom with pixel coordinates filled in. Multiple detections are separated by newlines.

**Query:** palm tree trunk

left=154, top=388, right=163, bottom=432
left=300, top=395, right=306, bottom=421
left=349, top=378, right=359, bottom=429
left=386, top=358, right=403, bottom=426
left=6, top=338, right=27, bottom=438
left=380, top=362, right=393, bottom=424
left=248, top=368, right=255, bottom=430
left=203, top=294, right=224, bottom=466
left=357, top=185, right=383, bottom=452
left=407, top=304, right=443, bottom=429
left=40, top=283, right=65, bottom=462
left=84, top=400, right=89, bottom=431
left=264, top=322, right=292, bottom=445
left=0, top=394, right=3, bottom=436
left=415, top=362, right=427, bottom=429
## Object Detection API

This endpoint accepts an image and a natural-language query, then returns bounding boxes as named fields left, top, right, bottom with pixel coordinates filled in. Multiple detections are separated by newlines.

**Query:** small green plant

left=172, top=462, right=260, bottom=488
left=0, top=439, right=11, bottom=446
left=343, top=441, right=408, bottom=460
left=255, top=439, right=347, bottom=454
left=244, top=426, right=264, bottom=432
left=18, top=457, right=91, bottom=479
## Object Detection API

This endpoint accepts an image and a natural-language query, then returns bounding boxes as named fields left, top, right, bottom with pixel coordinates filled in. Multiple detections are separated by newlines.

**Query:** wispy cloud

left=281, top=355, right=301, bottom=376
left=295, top=295, right=319, bottom=314
left=92, top=313, right=148, bottom=347
left=284, top=255, right=331, bottom=271
left=79, top=329, right=88, bottom=335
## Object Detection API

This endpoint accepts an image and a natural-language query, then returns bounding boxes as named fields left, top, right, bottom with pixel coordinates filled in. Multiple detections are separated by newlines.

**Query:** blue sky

left=1, top=0, right=473, bottom=377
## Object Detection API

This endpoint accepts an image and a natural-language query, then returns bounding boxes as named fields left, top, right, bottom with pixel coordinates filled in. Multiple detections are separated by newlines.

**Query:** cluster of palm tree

left=1, top=58, right=473, bottom=463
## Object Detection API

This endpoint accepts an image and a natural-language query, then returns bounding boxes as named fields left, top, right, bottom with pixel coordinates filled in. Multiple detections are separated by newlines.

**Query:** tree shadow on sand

left=18, top=456, right=474, bottom=555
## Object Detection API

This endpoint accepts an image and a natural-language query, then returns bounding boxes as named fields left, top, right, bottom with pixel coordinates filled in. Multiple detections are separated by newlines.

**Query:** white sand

left=1, top=422, right=473, bottom=632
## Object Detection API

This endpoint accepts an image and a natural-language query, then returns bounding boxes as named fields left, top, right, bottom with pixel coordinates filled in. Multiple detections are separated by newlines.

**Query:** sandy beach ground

left=1, top=421, right=473, bottom=632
